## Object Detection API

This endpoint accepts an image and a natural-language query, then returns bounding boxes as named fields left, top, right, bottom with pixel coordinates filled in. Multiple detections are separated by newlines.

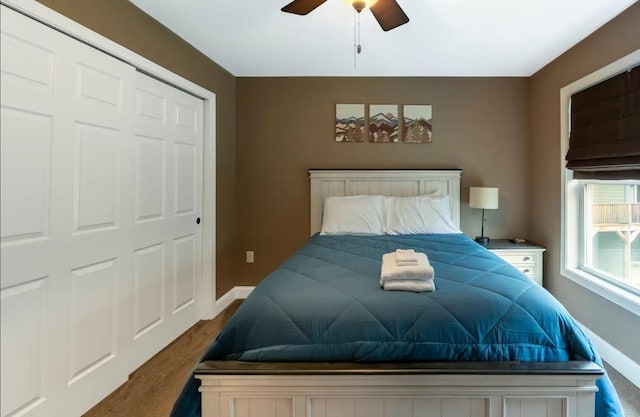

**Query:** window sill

left=562, top=267, right=640, bottom=316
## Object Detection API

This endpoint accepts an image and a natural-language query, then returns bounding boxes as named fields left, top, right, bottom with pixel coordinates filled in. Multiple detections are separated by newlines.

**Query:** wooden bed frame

left=195, top=169, right=603, bottom=417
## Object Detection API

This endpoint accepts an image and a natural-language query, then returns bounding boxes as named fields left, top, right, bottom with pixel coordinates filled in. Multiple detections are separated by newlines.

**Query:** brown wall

left=529, top=2, right=640, bottom=362
left=38, top=0, right=238, bottom=297
left=235, top=77, right=530, bottom=285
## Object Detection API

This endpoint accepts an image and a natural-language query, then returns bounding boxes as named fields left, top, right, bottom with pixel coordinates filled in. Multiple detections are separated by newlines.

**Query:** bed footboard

left=196, top=361, right=603, bottom=417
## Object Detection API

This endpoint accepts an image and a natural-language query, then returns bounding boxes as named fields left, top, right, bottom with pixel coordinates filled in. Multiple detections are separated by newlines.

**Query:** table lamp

left=469, top=187, right=499, bottom=245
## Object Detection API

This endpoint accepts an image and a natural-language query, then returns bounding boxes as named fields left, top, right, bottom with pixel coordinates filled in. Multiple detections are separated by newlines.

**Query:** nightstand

left=484, top=239, right=546, bottom=286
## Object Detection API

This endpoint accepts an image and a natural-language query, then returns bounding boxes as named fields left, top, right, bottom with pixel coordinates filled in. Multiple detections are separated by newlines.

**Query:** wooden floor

left=83, top=300, right=242, bottom=417
left=84, top=298, right=640, bottom=417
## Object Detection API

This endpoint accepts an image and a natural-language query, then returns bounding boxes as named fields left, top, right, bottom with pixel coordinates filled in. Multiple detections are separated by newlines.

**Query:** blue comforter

left=172, top=234, right=622, bottom=417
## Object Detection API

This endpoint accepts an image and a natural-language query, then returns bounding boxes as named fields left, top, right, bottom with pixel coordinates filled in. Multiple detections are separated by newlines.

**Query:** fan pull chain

left=357, top=10, right=362, bottom=55
left=353, top=9, right=357, bottom=68
left=353, top=8, right=362, bottom=69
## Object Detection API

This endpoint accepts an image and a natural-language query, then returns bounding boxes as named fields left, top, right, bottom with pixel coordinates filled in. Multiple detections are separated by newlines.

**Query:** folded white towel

left=395, top=249, right=418, bottom=266
left=383, top=279, right=435, bottom=292
left=380, top=252, right=434, bottom=284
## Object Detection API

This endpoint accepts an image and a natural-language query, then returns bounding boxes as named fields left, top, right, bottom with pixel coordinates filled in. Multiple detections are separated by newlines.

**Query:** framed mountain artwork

left=336, top=104, right=365, bottom=142
left=403, top=104, right=433, bottom=143
left=369, top=104, right=399, bottom=143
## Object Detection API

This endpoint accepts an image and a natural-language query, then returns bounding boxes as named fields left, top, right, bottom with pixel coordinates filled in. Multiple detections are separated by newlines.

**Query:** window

left=561, top=51, right=640, bottom=315
left=582, top=182, right=640, bottom=295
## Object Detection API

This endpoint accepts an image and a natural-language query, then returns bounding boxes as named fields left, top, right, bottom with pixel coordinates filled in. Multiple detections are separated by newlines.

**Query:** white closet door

left=131, top=72, right=203, bottom=370
left=1, top=6, right=135, bottom=417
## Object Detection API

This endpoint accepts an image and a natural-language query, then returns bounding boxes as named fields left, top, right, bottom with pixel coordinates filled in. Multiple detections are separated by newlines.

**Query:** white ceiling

left=129, top=0, right=637, bottom=77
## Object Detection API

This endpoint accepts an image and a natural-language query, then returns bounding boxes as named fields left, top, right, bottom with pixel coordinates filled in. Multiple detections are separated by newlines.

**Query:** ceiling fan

left=281, top=0, right=409, bottom=31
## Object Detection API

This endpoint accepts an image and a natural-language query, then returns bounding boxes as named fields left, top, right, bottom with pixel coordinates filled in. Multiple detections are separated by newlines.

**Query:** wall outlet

left=246, top=251, right=254, bottom=263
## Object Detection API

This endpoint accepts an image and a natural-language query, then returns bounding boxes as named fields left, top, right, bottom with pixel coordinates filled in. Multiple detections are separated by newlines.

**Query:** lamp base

left=474, top=236, right=490, bottom=246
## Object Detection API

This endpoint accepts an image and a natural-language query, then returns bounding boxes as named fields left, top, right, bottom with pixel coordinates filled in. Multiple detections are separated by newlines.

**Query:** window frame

left=560, top=49, right=640, bottom=316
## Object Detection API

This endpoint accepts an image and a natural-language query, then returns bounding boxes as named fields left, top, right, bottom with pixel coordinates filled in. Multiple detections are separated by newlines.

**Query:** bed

left=174, top=170, right=622, bottom=417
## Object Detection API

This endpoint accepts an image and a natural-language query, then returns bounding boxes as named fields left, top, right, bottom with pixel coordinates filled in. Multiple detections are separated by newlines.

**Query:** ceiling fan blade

left=281, top=0, right=327, bottom=15
left=369, top=0, right=409, bottom=31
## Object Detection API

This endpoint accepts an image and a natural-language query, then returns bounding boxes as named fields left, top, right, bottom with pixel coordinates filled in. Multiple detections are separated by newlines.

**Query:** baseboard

left=578, top=321, right=640, bottom=389
left=234, top=286, right=255, bottom=299
left=214, top=286, right=255, bottom=315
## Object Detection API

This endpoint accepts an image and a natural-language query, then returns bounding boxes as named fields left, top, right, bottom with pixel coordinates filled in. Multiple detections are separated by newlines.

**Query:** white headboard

left=308, top=169, right=462, bottom=236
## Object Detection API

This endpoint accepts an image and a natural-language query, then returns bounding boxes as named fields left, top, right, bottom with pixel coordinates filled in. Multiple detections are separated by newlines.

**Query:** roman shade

left=565, top=64, right=640, bottom=180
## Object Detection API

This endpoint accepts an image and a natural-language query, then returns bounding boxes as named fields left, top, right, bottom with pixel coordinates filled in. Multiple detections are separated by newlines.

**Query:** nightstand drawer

left=513, top=265, right=536, bottom=278
left=494, top=252, right=536, bottom=265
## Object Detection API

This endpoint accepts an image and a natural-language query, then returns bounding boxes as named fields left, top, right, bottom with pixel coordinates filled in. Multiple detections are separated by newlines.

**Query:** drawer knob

left=523, top=256, right=530, bottom=261
left=523, top=269, right=530, bottom=273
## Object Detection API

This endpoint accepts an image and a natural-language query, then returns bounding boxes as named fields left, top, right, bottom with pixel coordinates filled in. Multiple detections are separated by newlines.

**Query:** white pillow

left=320, top=195, right=387, bottom=235
left=386, top=195, right=461, bottom=234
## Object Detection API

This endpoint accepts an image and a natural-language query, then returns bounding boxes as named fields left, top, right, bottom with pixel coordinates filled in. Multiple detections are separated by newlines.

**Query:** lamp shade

left=469, top=187, right=499, bottom=210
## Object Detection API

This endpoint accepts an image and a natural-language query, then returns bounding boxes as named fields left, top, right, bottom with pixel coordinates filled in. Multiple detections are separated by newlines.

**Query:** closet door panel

left=58, top=29, right=135, bottom=417
left=173, top=234, right=196, bottom=311
left=0, top=108, right=53, bottom=292
left=174, top=142, right=197, bottom=216
left=1, top=7, right=71, bottom=416
left=68, top=259, right=119, bottom=384
left=73, top=123, right=120, bottom=231
left=1, top=6, right=135, bottom=417
left=131, top=75, right=172, bottom=366
left=133, top=243, right=165, bottom=337
left=135, top=135, right=165, bottom=223
left=167, top=88, right=202, bottom=339
left=0, top=279, right=47, bottom=417
left=130, top=72, right=202, bottom=371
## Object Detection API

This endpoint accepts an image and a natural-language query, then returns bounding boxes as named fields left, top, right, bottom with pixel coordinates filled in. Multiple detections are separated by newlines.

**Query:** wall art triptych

left=336, top=104, right=432, bottom=143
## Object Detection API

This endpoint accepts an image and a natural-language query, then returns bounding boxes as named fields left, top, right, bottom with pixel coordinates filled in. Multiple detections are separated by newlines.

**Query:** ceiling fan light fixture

left=341, top=0, right=379, bottom=12
left=282, top=0, right=408, bottom=32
